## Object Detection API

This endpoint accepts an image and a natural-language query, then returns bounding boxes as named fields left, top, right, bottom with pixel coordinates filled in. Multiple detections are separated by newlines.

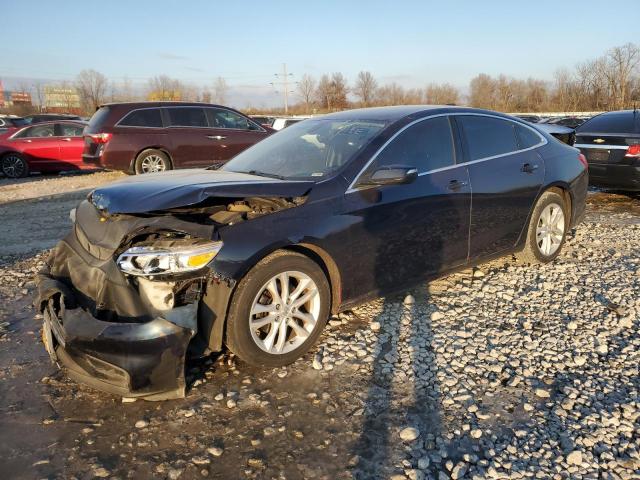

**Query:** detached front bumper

left=34, top=200, right=223, bottom=400
left=41, top=287, right=195, bottom=400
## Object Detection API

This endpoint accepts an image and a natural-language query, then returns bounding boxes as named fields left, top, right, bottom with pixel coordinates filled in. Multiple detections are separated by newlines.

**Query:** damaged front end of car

left=35, top=173, right=310, bottom=400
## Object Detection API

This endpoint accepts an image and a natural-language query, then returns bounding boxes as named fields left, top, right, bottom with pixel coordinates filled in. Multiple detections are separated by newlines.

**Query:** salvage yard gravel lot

left=0, top=172, right=638, bottom=479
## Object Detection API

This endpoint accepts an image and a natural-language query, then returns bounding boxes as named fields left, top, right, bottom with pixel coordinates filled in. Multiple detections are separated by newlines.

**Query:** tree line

left=4, top=42, right=639, bottom=116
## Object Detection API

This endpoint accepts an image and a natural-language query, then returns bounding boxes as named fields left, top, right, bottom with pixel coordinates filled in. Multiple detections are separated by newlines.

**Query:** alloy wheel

left=249, top=271, right=321, bottom=354
left=140, top=154, right=167, bottom=173
left=536, top=203, right=565, bottom=256
left=2, top=155, right=26, bottom=178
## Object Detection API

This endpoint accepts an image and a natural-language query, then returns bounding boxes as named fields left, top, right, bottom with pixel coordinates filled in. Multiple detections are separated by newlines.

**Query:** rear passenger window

left=515, top=124, right=542, bottom=149
left=59, top=124, right=84, bottom=136
left=208, top=108, right=252, bottom=130
left=119, top=109, right=163, bottom=128
left=167, top=107, right=208, bottom=127
left=367, top=116, right=455, bottom=174
left=458, top=116, right=518, bottom=160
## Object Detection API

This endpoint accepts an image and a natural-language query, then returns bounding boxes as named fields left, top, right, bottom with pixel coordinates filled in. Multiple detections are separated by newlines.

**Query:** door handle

left=207, top=135, right=226, bottom=140
left=521, top=163, right=539, bottom=173
left=62, top=138, right=72, bottom=142
left=448, top=179, right=468, bottom=191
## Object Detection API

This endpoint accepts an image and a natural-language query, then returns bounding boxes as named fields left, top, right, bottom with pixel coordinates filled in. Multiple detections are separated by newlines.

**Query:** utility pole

left=270, top=63, right=294, bottom=114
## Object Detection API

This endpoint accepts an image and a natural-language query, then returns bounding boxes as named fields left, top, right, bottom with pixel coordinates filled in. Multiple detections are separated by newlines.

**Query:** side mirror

left=359, top=165, right=418, bottom=187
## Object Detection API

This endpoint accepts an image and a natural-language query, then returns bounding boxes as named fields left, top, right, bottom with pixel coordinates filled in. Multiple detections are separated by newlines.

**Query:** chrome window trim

left=115, top=107, right=165, bottom=129
left=574, top=143, right=628, bottom=150
left=114, top=105, right=266, bottom=132
left=9, top=124, right=59, bottom=140
left=346, top=112, right=547, bottom=194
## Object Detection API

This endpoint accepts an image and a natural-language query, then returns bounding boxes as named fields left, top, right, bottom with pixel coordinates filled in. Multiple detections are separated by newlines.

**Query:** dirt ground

left=0, top=172, right=638, bottom=480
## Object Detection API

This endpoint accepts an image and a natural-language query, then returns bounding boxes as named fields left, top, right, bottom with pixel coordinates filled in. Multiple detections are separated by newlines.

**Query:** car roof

left=20, top=120, right=86, bottom=127
left=100, top=101, right=229, bottom=108
left=319, top=105, right=519, bottom=122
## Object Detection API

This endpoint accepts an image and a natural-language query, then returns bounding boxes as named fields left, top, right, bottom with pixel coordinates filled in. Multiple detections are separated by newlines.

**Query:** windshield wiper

left=240, top=170, right=286, bottom=180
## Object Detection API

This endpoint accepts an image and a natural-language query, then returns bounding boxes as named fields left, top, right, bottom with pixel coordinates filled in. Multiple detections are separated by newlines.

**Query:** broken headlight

left=116, top=241, right=223, bottom=276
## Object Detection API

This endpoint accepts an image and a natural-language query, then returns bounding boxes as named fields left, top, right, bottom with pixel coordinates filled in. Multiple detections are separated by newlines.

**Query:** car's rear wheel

left=516, top=190, right=568, bottom=264
left=225, top=251, right=330, bottom=367
left=134, top=149, right=172, bottom=174
left=1, top=153, right=29, bottom=178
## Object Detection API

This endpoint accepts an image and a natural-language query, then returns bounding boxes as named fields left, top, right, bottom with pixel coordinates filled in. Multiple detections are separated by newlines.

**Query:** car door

left=205, top=108, right=270, bottom=164
left=456, top=114, right=545, bottom=260
left=11, top=124, right=60, bottom=169
left=164, top=106, right=217, bottom=168
left=56, top=122, right=85, bottom=168
left=341, top=115, right=471, bottom=299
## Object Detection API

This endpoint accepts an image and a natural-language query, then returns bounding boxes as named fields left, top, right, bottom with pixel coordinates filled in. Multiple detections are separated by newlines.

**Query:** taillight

left=86, top=133, right=112, bottom=144
left=625, top=144, right=640, bottom=158
left=578, top=153, right=588, bottom=169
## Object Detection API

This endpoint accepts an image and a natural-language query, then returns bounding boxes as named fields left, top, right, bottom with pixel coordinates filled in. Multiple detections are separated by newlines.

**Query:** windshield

left=222, top=118, right=387, bottom=179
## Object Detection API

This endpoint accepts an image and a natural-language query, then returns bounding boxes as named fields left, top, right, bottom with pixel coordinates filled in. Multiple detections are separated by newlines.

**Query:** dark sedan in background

left=82, top=102, right=274, bottom=174
left=575, top=110, right=640, bottom=191
left=36, top=106, right=587, bottom=399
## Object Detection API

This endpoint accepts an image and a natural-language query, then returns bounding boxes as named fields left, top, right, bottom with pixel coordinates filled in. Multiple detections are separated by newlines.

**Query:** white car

left=271, top=116, right=311, bottom=131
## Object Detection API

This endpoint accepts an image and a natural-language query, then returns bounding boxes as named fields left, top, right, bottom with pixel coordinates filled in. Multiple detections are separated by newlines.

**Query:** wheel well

left=283, top=244, right=342, bottom=314
left=131, top=147, right=173, bottom=172
left=546, top=185, right=572, bottom=225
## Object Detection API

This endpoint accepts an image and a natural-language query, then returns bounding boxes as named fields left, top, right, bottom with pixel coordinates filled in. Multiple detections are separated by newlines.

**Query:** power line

left=270, top=63, right=295, bottom=114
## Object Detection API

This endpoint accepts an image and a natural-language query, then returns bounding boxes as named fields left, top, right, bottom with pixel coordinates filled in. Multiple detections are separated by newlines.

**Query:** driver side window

left=363, top=116, right=455, bottom=178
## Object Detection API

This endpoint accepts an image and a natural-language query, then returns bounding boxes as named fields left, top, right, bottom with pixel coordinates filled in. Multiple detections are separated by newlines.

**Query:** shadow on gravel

left=352, top=293, right=444, bottom=479
left=351, top=176, right=456, bottom=478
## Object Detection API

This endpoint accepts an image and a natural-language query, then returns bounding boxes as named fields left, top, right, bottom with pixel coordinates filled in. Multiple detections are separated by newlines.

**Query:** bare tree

left=376, top=82, right=406, bottom=105
left=58, top=81, right=80, bottom=112
left=424, top=82, right=459, bottom=105
left=297, top=74, right=316, bottom=113
left=353, top=71, right=377, bottom=106
left=606, top=43, right=640, bottom=109
left=33, top=81, right=45, bottom=111
left=316, top=75, right=333, bottom=110
left=329, top=72, right=349, bottom=110
left=212, top=77, right=229, bottom=104
left=147, top=75, right=184, bottom=101
left=469, top=74, right=496, bottom=109
left=76, top=69, right=108, bottom=113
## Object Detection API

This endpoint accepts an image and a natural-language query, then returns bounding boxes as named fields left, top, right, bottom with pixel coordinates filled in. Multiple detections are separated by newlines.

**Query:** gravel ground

left=0, top=171, right=124, bottom=256
left=0, top=174, right=638, bottom=480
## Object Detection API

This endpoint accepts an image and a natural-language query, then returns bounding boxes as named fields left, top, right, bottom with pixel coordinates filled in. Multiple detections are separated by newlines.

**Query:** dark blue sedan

left=36, top=106, right=588, bottom=399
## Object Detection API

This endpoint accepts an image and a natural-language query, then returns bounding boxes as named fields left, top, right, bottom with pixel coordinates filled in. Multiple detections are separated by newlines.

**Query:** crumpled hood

left=90, top=168, right=314, bottom=214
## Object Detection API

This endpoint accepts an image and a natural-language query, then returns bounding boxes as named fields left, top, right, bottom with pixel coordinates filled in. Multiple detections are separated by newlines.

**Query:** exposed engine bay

left=34, top=191, right=307, bottom=400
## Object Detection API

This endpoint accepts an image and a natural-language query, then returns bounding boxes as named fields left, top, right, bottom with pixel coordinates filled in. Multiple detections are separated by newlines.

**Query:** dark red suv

left=83, top=102, right=273, bottom=174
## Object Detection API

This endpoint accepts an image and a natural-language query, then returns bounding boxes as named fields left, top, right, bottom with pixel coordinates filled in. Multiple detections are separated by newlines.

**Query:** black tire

left=134, top=149, right=172, bottom=175
left=516, top=190, right=568, bottom=264
left=1, top=153, right=29, bottom=178
left=225, top=251, right=331, bottom=368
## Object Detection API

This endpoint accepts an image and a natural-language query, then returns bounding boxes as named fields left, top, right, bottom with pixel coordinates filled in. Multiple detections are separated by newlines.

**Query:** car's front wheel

left=1, top=153, right=29, bottom=178
left=516, top=189, right=568, bottom=264
left=134, top=149, right=172, bottom=174
left=225, top=251, right=330, bottom=367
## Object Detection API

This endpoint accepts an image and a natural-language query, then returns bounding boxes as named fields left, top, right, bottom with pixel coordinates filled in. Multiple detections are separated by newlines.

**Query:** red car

left=0, top=121, right=88, bottom=178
